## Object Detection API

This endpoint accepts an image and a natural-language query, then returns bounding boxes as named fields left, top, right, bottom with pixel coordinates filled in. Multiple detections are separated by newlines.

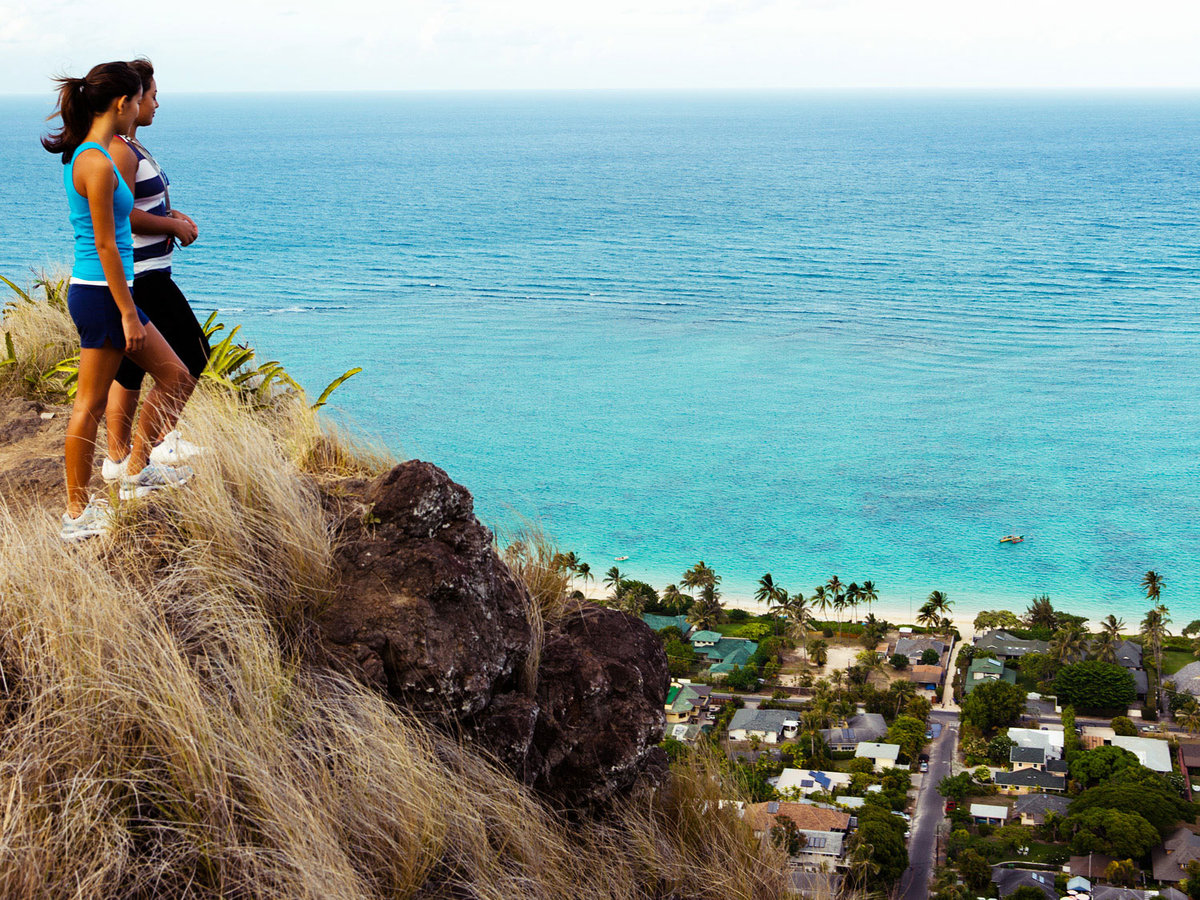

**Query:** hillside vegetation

left=0, top=273, right=790, bottom=900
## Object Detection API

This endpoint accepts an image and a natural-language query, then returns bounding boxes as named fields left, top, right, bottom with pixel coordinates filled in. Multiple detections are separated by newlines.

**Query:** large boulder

left=321, top=460, right=669, bottom=809
left=322, top=461, right=533, bottom=718
left=482, top=602, right=670, bottom=809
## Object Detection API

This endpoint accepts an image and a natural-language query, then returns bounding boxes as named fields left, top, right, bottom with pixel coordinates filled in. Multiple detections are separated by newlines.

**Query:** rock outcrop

left=322, top=460, right=669, bottom=809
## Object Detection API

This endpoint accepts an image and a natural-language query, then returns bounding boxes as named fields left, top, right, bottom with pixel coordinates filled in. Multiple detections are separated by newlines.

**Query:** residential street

left=897, top=709, right=959, bottom=900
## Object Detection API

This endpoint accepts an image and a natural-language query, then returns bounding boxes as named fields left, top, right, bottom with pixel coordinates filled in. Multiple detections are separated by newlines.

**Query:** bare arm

left=107, top=136, right=197, bottom=245
left=76, top=150, right=145, bottom=352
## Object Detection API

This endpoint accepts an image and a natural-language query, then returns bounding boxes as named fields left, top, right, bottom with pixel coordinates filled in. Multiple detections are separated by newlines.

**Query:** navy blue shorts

left=66, top=283, right=149, bottom=350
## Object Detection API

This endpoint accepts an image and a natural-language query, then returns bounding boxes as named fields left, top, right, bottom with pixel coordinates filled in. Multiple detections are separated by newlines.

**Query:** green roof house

left=964, top=656, right=1016, bottom=694
left=642, top=614, right=693, bottom=638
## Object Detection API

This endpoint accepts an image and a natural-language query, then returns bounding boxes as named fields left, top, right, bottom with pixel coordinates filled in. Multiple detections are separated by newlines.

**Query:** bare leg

left=66, top=346, right=125, bottom=517
left=123, top=324, right=192, bottom=473
left=104, top=382, right=139, bottom=461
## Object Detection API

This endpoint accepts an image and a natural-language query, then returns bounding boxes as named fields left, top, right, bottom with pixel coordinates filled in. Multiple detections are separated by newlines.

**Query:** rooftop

left=1111, top=734, right=1173, bottom=772
left=990, top=866, right=1055, bottom=899
left=971, top=803, right=1009, bottom=819
left=974, top=629, right=1050, bottom=657
left=993, top=768, right=1066, bottom=790
left=1012, top=792, right=1070, bottom=823
left=894, top=636, right=946, bottom=658
left=775, top=769, right=851, bottom=795
left=728, top=708, right=797, bottom=736
left=854, top=742, right=901, bottom=761
left=741, top=801, right=851, bottom=834
left=1010, top=746, right=1046, bottom=765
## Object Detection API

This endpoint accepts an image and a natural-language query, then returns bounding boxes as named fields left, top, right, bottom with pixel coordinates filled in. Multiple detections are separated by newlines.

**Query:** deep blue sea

left=3, top=92, right=1200, bottom=624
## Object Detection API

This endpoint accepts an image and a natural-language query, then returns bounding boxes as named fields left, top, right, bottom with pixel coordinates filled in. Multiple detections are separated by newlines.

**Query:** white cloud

left=1, top=0, right=1199, bottom=92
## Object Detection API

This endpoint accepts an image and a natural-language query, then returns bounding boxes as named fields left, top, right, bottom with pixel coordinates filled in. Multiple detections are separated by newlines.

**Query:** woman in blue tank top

left=43, top=62, right=196, bottom=540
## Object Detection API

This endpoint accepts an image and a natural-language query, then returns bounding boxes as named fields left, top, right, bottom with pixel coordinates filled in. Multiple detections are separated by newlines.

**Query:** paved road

left=898, top=709, right=959, bottom=900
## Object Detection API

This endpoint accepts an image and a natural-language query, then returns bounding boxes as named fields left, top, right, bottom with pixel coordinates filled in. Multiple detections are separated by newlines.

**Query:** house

left=775, top=768, right=852, bottom=798
left=728, top=708, right=799, bottom=743
left=1013, top=792, right=1070, bottom=826
left=1111, top=735, right=1173, bottom=773
left=893, top=636, right=946, bottom=665
left=1006, top=728, right=1064, bottom=760
left=854, top=742, right=901, bottom=770
left=820, top=713, right=888, bottom=751
left=642, top=614, right=693, bottom=638
left=741, top=801, right=852, bottom=863
left=971, top=803, right=1009, bottom=825
left=964, top=656, right=1016, bottom=694
left=990, top=867, right=1055, bottom=899
left=1114, top=639, right=1143, bottom=669
left=690, top=630, right=722, bottom=649
left=1010, top=745, right=1047, bottom=770
left=1152, top=826, right=1200, bottom=882
left=1093, top=888, right=1156, bottom=900
left=1067, top=876, right=1091, bottom=894
left=906, top=664, right=945, bottom=690
left=974, top=629, right=1050, bottom=660
left=1069, top=854, right=1116, bottom=879
left=665, top=681, right=712, bottom=724
left=1179, top=743, right=1200, bottom=782
left=992, top=768, right=1066, bottom=793
left=666, top=722, right=705, bottom=742
left=1169, top=661, right=1200, bottom=698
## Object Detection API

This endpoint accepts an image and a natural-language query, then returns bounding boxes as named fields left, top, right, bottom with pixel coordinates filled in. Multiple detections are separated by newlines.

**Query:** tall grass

left=0, top=384, right=789, bottom=900
left=0, top=269, right=790, bottom=899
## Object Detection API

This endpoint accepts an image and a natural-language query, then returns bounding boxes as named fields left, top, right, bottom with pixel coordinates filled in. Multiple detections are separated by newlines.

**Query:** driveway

left=898, top=709, right=959, bottom=900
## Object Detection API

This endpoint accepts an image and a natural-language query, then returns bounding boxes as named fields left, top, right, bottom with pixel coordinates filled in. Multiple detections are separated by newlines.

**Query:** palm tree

left=859, top=580, right=879, bottom=621
left=604, top=566, right=624, bottom=601
left=927, top=590, right=952, bottom=630
left=621, top=589, right=646, bottom=618
left=808, top=639, right=829, bottom=668
left=1094, top=614, right=1125, bottom=663
left=1050, top=626, right=1088, bottom=666
left=1143, top=570, right=1164, bottom=605
left=812, top=585, right=830, bottom=629
left=916, top=601, right=938, bottom=631
left=682, top=561, right=719, bottom=594
left=686, top=592, right=723, bottom=632
left=661, top=583, right=684, bottom=614
left=889, top=679, right=918, bottom=716
left=1141, top=604, right=1170, bottom=714
left=576, top=561, right=592, bottom=592
left=855, top=648, right=884, bottom=684
left=826, top=575, right=844, bottom=634
left=845, top=582, right=861, bottom=624
left=1181, top=709, right=1200, bottom=736
left=755, top=574, right=780, bottom=607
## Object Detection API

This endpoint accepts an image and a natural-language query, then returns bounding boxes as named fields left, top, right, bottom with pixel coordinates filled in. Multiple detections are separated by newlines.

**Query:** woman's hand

left=122, top=312, right=146, bottom=353
left=169, top=209, right=198, bottom=246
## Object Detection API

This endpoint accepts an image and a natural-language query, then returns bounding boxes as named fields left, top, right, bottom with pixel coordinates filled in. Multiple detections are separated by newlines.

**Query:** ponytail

left=42, top=62, right=141, bottom=163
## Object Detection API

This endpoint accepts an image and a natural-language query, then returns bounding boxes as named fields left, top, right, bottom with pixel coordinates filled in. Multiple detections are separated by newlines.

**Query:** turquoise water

left=4, top=92, right=1200, bottom=621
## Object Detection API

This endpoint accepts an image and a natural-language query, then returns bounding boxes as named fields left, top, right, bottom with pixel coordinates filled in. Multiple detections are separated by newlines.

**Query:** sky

left=2, top=0, right=1200, bottom=93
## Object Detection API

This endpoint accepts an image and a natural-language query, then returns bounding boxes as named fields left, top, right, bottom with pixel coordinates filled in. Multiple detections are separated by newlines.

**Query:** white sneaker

left=120, top=462, right=195, bottom=500
left=60, top=497, right=114, bottom=541
left=101, top=455, right=130, bottom=483
left=150, top=430, right=207, bottom=466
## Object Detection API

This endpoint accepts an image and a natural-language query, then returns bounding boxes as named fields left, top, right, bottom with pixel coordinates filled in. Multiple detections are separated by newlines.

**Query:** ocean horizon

left=3, top=91, right=1200, bottom=627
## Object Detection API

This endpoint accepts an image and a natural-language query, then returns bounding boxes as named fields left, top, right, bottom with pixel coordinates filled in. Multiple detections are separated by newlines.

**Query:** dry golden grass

left=0, top=288, right=790, bottom=900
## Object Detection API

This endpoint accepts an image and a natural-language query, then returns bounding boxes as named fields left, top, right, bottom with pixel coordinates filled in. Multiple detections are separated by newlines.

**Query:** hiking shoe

left=150, top=430, right=208, bottom=466
left=60, top=498, right=114, bottom=541
left=101, top=454, right=130, bottom=482
left=119, top=462, right=195, bottom=500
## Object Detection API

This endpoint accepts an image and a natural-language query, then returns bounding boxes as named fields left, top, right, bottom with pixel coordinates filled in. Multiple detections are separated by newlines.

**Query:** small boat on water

left=999, top=535, right=1024, bottom=544
left=615, top=555, right=629, bottom=561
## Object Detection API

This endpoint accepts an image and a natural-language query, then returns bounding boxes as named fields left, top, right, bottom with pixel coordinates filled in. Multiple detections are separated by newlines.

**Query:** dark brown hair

left=42, top=61, right=142, bottom=163
left=128, top=58, right=155, bottom=92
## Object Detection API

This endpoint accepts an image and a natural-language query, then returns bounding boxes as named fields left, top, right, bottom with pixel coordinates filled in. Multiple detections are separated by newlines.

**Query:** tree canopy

left=849, top=804, right=908, bottom=891
left=885, top=715, right=927, bottom=763
left=1054, top=660, right=1137, bottom=712
left=1068, top=745, right=1142, bottom=789
left=960, top=679, right=1027, bottom=733
left=1067, top=807, right=1160, bottom=859
left=1071, top=778, right=1198, bottom=833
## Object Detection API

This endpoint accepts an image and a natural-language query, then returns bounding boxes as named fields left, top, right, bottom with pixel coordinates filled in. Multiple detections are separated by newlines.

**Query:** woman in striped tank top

left=42, top=62, right=195, bottom=540
left=102, top=58, right=211, bottom=480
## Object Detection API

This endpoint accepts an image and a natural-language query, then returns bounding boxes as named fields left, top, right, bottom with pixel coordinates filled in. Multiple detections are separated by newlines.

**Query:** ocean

left=3, top=91, right=1200, bottom=624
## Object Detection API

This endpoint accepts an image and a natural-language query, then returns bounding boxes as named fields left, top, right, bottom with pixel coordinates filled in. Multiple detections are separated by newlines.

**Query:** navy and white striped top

left=123, top=136, right=173, bottom=277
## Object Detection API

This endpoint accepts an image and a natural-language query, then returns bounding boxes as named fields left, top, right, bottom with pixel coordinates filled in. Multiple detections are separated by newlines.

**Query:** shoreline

left=578, top=583, right=984, bottom=641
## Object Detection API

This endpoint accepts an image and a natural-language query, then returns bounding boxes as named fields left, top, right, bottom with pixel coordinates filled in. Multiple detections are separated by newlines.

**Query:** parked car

left=920, top=761, right=929, bottom=773
left=924, top=730, right=934, bottom=740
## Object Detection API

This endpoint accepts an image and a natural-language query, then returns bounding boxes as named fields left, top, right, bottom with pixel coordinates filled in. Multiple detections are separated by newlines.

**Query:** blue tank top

left=64, top=142, right=134, bottom=284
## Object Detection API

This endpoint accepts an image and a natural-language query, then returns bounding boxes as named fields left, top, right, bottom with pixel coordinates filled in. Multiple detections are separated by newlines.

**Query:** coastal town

left=599, top=561, right=1200, bottom=900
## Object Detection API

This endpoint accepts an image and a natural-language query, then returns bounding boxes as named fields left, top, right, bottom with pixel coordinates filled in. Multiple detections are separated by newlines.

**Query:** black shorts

left=115, top=269, right=211, bottom=391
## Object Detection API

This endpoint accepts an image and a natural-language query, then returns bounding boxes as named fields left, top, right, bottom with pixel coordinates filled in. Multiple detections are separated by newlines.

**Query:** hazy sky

left=3, top=0, right=1200, bottom=93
